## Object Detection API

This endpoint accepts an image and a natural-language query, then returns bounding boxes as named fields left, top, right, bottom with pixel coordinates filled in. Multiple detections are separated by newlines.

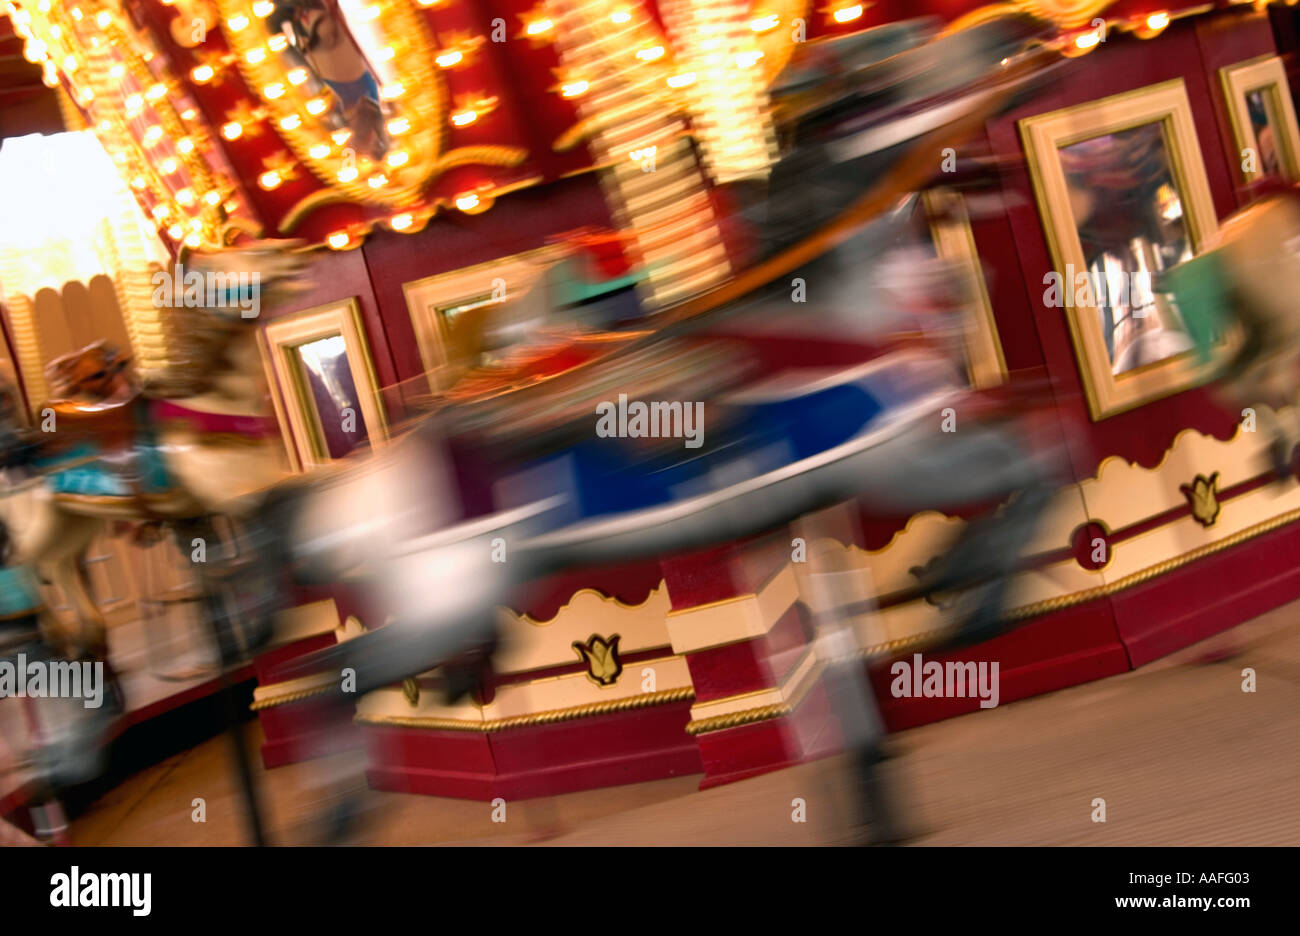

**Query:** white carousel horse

left=0, top=244, right=305, bottom=661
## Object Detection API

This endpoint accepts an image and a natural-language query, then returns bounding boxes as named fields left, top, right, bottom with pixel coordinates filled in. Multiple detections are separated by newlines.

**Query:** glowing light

left=131, top=176, right=147, bottom=190
left=455, top=192, right=480, bottom=212
left=109, top=64, right=125, bottom=78
left=387, top=150, right=409, bottom=168
left=390, top=213, right=414, bottom=230
left=331, top=129, right=352, bottom=144
left=735, top=50, right=763, bottom=68
left=125, top=94, right=144, bottom=114
left=451, top=109, right=478, bottom=126
left=328, top=231, right=350, bottom=249
left=280, top=114, right=302, bottom=130
left=181, top=108, right=197, bottom=121
left=368, top=174, right=388, bottom=189
left=191, top=64, right=215, bottom=83
left=667, top=72, right=696, bottom=88
left=259, top=171, right=282, bottom=190
left=227, top=14, right=249, bottom=31
left=63, top=55, right=77, bottom=72
left=144, top=125, right=164, bottom=143
left=309, top=143, right=331, bottom=158
left=1075, top=29, right=1101, bottom=50
left=436, top=50, right=463, bottom=68
left=288, top=68, right=309, bottom=85
left=525, top=18, right=553, bottom=35
left=177, top=138, right=195, bottom=154
left=337, top=166, right=358, bottom=182
left=359, top=5, right=381, bottom=22
left=95, top=10, right=111, bottom=28
left=222, top=121, right=243, bottom=140
left=176, top=188, right=195, bottom=205
left=832, top=5, right=863, bottom=23
left=386, top=117, right=410, bottom=134
left=637, top=45, right=665, bottom=61
left=264, top=83, right=286, bottom=99
left=146, top=83, right=167, bottom=101
left=268, top=35, right=289, bottom=52
left=750, top=14, right=778, bottom=32
left=160, top=158, right=178, bottom=174
left=168, top=224, right=184, bottom=240
left=1146, top=12, right=1170, bottom=31
left=184, top=233, right=201, bottom=248
left=610, top=10, right=631, bottom=23
left=376, top=46, right=395, bottom=62
left=561, top=80, right=589, bottom=98
left=306, top=98, right=328, bottom=115
left=151, top=204, right=171, bottom=220
left=204, top=191, right=222, bottom=206
left=252, top=0, right=274, bottom=17
left=380, top=83, right=405, bottom=100
left=246, top=48, right=267, bottom=65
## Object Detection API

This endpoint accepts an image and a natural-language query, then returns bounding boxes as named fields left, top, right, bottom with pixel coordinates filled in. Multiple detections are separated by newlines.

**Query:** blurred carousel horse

left=0, top=242, right=309, bottom=843
left=1159, top=184, right=1300, bottom=479
left=251, top=15, right=1065, bottom=844
left=0, top=242, right=308, bottom=663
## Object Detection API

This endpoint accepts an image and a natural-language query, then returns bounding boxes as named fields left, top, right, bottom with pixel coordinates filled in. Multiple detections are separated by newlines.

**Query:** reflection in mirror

left=1061, top=124, right=1195, bottom=375
left=294, top=334, right=369, bottom=459
left=1246, top=88, right=1282, bottom=179
left=268, top=0, right=396, bottom=162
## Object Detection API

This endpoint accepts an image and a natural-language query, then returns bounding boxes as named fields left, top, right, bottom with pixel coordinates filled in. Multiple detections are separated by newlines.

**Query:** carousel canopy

left=0, top=0, right=1270, bottom=253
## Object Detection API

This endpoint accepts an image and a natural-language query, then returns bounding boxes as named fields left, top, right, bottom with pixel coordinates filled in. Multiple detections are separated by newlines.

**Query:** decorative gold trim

left=1019, top=79, right=1227, bottom=421
left=946, top=0, right=1115, bottom=33
left=1219, top=54, right=1300, bottom=185
left=277, top=190, right=357, bottom=235
left=354, top=686, right=696, bottom=731
left=1181, top=472, right=1221, bottom=527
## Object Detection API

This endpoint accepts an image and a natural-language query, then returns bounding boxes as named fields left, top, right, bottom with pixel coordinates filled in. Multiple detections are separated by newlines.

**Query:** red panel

left=1112, top=515, right=1300, bottom=666
left=686, top=603, right=810, bottom=702
left=871, top=600, right=1130, bottom=731
left=361, top=700, right=700, bottom=800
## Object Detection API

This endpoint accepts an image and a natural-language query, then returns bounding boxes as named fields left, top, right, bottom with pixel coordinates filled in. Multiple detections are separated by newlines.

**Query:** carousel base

left=310, top=514, right=1300, bottom=802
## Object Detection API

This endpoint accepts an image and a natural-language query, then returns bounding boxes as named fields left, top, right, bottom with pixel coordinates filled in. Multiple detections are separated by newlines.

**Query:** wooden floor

left=38, top=602, right=1300, bottom=845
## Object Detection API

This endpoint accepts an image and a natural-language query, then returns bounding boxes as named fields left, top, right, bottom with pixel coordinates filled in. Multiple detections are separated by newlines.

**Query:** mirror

left=1060, top=123, right=1195, bottom=375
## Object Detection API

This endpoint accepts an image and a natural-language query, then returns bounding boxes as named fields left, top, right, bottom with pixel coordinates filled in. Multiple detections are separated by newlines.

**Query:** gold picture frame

left=1019, top=79, right=1223, bottom=421
left=1220, top=54, right=1300, bottom=185
left=922, top=189, right=1008, bottom=388
left=401, top=245, right=565, bottom=393
left=260, top=298, right=387, bottom=471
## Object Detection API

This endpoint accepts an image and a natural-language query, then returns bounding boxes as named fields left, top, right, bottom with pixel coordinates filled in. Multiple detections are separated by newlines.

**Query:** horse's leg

left=38, top=515, right=106, bottom=660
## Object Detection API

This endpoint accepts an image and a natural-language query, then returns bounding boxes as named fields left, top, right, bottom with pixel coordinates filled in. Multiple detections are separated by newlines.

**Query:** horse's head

left=45, top=341, right=132, bottom=401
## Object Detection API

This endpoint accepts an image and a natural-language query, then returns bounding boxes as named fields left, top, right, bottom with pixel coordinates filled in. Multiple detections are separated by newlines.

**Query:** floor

left=33, top=602, right=1300, bottom=845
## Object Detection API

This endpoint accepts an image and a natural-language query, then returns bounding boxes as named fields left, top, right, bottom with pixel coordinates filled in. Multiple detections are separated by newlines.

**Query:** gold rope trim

left=354, top=686, right=695, bottom=732
left=685, top=702, right=791, bottom=735
left=249, top=683, right=335, bottom=711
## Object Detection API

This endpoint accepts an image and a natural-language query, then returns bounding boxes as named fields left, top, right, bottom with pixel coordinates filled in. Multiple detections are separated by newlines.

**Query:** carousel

left=2, top=0, right=1300, bottom=845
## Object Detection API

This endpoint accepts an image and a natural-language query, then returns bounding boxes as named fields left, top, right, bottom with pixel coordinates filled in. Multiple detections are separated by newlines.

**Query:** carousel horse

left=1159, top=182, right=1300, bottom=479
left=0, top=243, right=307, bottom=662
left=245, top=15, right=1065, bottom=845
left=0, top=242, right=307, bottom=841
